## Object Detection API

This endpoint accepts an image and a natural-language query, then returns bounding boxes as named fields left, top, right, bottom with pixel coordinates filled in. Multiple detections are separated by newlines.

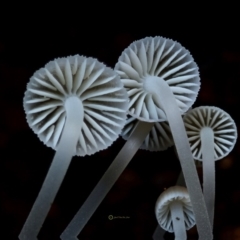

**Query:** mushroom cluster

left=20, top=36, right=237, bottom=240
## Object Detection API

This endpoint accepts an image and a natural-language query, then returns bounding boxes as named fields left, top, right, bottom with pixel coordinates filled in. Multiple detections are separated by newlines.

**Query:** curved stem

left=19, top=96, right=84, bottom=240
left=146, top=76, right=212, bottom=240
left=170, top=201, right=187, bottom=240
left=60, top=121, right=154, bottom=240
left=200, top=127, right=215, bottom=227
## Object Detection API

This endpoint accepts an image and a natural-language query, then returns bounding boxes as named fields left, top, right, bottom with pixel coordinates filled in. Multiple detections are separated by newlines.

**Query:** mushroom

left=183, top=106, right=237, bottom=227
left=61, top=36, right=212, bottom=240
left=155, top=186, right=195, bottom=240
left=19, top=55, right=128, bottom=240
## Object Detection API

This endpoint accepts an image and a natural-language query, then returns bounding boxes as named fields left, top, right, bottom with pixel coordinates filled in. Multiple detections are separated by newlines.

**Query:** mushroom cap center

left=143, top=75, right=164, bottom=96
left=64, top=95, right=83, bottom=112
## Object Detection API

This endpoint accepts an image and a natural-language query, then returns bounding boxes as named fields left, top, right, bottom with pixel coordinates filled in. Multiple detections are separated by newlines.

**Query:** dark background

left=1, top=3, right=240, bottom=239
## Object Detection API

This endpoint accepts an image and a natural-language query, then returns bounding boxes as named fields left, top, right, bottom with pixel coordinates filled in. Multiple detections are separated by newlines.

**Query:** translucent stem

left=170, top=201, right=187, bottom=240
left=146, top=76, right=212, bottom=240
left=60, top=121, right=154, bottom=240
left=200, top=127, right=215, bottom=227
left=19, top=97, right=84, bottom=240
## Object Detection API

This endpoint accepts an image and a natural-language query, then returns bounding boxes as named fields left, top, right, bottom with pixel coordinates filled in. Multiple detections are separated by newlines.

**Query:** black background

left=1, top=3, right=240, bottom=239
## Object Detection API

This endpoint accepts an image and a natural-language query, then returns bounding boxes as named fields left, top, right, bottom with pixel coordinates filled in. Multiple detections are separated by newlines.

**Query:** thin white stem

left=170, top=201, right=187, bottom=240
left=200, top=127, right=215, bottom=228
left=60, top=121, right=154, bottom=240
left=145, top=76, right=212, bottom=240
left=19, top=96, right=84, bottom=240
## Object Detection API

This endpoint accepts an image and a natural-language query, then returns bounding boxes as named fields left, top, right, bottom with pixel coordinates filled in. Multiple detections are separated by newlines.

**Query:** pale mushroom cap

left=121, top=115, right=173, bottom=151
left=115, top=36, right=200, bottom=122
left=24, top=55, right=129, bottom=156
left=183, top=106, right=237, bottom=161
left=155, top=186, right=195, bottom=232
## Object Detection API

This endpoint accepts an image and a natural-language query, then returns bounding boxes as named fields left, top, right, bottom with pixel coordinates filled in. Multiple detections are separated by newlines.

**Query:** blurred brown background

left=0, top=3, right=240, bottom=240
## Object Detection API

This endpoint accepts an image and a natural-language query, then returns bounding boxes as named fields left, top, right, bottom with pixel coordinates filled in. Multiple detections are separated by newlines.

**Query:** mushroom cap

left=115, top=36, right=200, bottom=122
left=183, top=106, right=237, bottom=161
left=121, top=115, right=173, bottom=151
left=23, top=55, right=129, bottom=156
left=155, top=186, right=195, bottom=232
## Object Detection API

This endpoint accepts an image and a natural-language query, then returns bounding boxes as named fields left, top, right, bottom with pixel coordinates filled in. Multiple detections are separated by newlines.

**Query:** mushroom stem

left=200, top=127, right=215, bottom=227
left=19, top=96, right=84, bottom=240
left=60, top=121, right=154, bottom=240
left=170, top=201, right=187, bottom=240
left=145, top=76, right=212, bottom=240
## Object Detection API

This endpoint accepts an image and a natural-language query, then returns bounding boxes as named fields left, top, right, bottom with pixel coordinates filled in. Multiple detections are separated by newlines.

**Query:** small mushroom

left=183, top=106, right=237, bottom=226
left=20, top=55, right=128, bottom=240
left=155, top=186, right=195, bottom=240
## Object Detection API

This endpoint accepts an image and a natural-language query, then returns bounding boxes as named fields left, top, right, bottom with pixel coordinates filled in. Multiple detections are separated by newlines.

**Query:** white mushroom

left=155, top=186, right=195, bottom=240
left=19, top=55, right=128, bottom=240
left=183, top=106, right=237, bottom=226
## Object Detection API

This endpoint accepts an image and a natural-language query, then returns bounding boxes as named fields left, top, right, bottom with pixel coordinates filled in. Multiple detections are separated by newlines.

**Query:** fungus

left=155, top=186, right=195, bottom=240
left=183, top=106, right=237, bottom=226
left=19, top=55, right=128, bottom=239
left=153, top=171, right=186, bottom=240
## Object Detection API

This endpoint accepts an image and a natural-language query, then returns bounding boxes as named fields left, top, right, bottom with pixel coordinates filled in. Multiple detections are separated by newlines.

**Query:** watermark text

left=108, top=215, right=130, bottom=220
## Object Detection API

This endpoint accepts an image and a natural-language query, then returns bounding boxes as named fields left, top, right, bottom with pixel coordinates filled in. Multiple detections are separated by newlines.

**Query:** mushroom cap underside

left=24, top=55, right=129, bottom=156
left=155, top=186, right=195, bottom=232
left=115, top=36, right=200, bottom=122
left=183, top=106, right=237, bottom=161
